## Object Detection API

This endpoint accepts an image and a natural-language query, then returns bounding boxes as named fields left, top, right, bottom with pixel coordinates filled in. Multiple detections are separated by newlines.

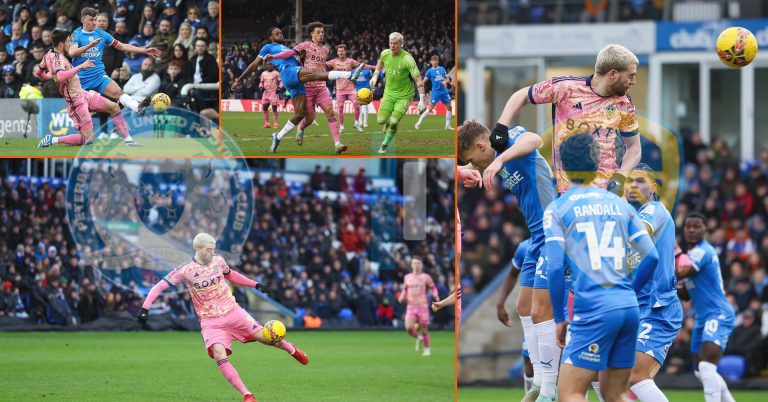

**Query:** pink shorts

left=68, top=90, right=108, bottom=132
left=336, top=88, right=357, bottom=103
left=304, top=85, right=332, bottom=109
left=200, top=306, right=263, bottom=358
left=405, top=305, right=430, bottom=326
left=261, top=90, right=279, bottom=105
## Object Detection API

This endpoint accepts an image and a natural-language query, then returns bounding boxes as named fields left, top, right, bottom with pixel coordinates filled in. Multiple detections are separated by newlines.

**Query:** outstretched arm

left=369, top=59, right=383, bottom=87
left=269, top=49, right=298, bottom=60
left=141, top=280, right=171, bottom=310
left=115, top=41, right=162, bottom=58
left=225, top=269, right=272, bottom=295
left=497, top=86, right=531, bottom=127
left=233, top=56, right=264, bottom=89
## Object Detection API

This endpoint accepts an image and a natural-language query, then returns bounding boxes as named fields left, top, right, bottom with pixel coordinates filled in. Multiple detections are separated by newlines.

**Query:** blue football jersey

left=71, top=27, right=117, bottom=82
left=355, top=69, right=372, bottom=91
left=684, top=240, right=734, bottom=320
left=425, top=66, right=448, bottom=94
left=512, top=239, right=530, bottom=270
left=633, top=201, right=678, bottom=309
left=496, top=126, right=556, bottom=251
left=258, top=43, right=299, bottom=72
left=544, top=185, right=656, bottom=322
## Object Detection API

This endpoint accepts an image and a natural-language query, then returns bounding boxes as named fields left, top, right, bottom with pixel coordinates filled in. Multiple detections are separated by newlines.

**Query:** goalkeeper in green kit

left=370, top=32, right=427, bottom=154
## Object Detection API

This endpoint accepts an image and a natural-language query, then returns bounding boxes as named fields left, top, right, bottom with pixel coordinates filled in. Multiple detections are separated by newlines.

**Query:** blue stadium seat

left=718, top=355, right=746, bottom=381
left=338, top=308, right=354, bottom=321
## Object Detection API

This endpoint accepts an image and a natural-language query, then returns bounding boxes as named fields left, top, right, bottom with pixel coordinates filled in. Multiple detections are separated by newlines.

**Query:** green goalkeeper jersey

left=380, top=49, right=420, bottom=99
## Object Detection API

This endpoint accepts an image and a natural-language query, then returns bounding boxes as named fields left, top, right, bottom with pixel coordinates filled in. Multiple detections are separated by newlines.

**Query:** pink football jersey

left=42, top=50, right=83, bottom=103
left=528, top=75, right=639, bottom=193
left=260, top=70, right=280, bottom=92
left=294, top=40, right=329, bottom=88
left=165, top=255, right=238, bottom=321
left=403, top=272, right=436, bottom=308
left=326, top=58, right=359, bottom=90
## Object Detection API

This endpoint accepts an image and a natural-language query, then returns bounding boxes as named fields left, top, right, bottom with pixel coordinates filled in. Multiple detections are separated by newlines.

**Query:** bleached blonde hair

left=389, top=32, right=403, bottom=43
left=193, top=233, right=216, bottom=250
left=595, top=44, right=639, bottom=75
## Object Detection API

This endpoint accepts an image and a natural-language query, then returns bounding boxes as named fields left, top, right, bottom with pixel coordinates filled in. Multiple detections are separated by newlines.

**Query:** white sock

left=276, top=121, right=296, bottom=140
left=445, top=110, right=452, bottom=127
left=535, top=319, right=561, bottom=398
left=52, top=137, right=59, bottom=144
left=524, top=374, right=534, bottom=393
left=592, top=381, right=605, bottom=402
left=699, top=361, right=722, bottom=402
left=119, top=94, right=139, bottom=113
left=328, top=71, right=350, bottom=80
left=520, top=316, right=542, bottom=387
left=718, top=375, right=735, bottom=402
left=417, top=108, right=429, bottom=125
left=630, top=379, right=668, bottom=402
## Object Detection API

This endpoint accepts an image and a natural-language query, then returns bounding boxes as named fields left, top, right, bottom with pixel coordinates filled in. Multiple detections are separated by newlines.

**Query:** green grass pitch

left=222, top=112, right=455, bottom=156
left=0, top=138, right=221, bottom=157
left=458, top=386, right=766, bottom=401
left=1, top=331, right=454, bottom=401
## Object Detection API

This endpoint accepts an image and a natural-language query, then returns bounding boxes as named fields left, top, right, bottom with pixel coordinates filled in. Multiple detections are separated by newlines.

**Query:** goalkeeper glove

left=137, top=308, right=149, bottom=325
left=606, top=172, right=627, bottom=196
left=255, top=283, right=272, bottom=296
left=489, top=123, right=509, bottom=153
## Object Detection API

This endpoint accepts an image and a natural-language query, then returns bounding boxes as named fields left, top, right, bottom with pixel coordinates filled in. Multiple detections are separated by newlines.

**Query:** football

left=262, top=320, right=286, bottom=344
left=151, top=93, right=172, bottom=113
left=716, top=27, right=758, bottom=68
left=356, top=87, right=373, bottom=106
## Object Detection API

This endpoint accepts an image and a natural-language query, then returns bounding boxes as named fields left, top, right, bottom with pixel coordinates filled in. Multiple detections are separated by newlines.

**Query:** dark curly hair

left=559, top=133, right=599, bottom=183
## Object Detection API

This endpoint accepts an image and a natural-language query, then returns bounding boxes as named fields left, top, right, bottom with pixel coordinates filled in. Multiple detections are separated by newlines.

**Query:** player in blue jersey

left=68, top=8, right=162, bottom=121
left=458, top=120, right=559, bottom=402
left=415, top=55, right=453, bottom=131
left=544, top=133, right=658, bottom=402
left=621, top=164, right=684, bottom=402
left=231, top=27, right=364, bottom=153
left=355, top=65, right=373, bottom=129
left=678, top=212, right=736, bottom=402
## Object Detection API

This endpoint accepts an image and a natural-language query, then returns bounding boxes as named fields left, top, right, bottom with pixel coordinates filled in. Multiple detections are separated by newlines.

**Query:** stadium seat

left=338, top=308, right=354, bottom=321
left=717, top=355, right=746, bottom=381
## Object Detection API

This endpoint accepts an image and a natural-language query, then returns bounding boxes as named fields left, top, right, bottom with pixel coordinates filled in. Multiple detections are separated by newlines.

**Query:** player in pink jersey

left=398, top=256, right=438, bottom=356
left=138, top=233, right=308, bottom=402
left=492, top=44, right=641, bottom=195
left=326, top=44, right=375, bottom=133
left=35, top=29, right=135, bottom=148
left=259, top=61, right=282, bottom=129
left=290, top=22, right=346, bottom=153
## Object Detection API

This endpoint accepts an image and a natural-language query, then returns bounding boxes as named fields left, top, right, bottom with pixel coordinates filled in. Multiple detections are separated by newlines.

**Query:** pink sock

left=273, top=111, right=278, bottom=125
left=422, top=331, right=430, bottom=348
left=274, top=340, right=296, bottom=354
left=336, top=104, right=345, bottom=126
left=111, top=111, right=129, bottom=138
left=353, top=104, right=360, bottom=121
left=58, top=134, right=87, bottom=145
left=328, top=116, right=340, bottom=143
left=628, top=389, right=638, bottom=401
left=263, top=110, right=269, bottom=123
left=408, top=328, right=418, bottom=338
left=298, top=118, right=308, bottom=131
left=217, top=358, right=250, bottom=395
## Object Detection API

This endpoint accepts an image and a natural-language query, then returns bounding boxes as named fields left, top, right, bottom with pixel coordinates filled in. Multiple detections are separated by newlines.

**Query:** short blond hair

left=389, top=32, right=403, bottom=43
left=595, top=44, right=638, bottom=75
left=193, top=233, right=216, bottom=250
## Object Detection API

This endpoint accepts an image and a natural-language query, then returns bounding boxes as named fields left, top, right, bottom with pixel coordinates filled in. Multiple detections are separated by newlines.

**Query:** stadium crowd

left=0, top=160, right=455, bottom=330
left=0, top=0, right=220, bottom=113
left=222, top=0, right=454, bottom=100
left=459, top=134, right=768, bottom=377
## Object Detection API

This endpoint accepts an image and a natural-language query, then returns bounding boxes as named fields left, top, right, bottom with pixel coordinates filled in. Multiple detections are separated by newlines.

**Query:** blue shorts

left=519, top=255, right=537, bottom=288
left=562, top=306, right=639, bottom=371
left=80, top=74, right=113, bottom=94
left=430, top=91, right=451, bottom=105
left=690, top=313, right=735, bottom=354
left=280, top=66, right=305, bottom=98
left=636, top=300, right=683, bottom=365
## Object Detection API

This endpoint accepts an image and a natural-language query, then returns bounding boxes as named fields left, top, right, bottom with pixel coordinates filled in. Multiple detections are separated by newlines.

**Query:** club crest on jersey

left=605, top=106, right=616, bottom=120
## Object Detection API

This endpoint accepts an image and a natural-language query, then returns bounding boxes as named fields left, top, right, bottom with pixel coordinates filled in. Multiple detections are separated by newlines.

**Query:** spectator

left=728, top=309, right=763, bottom=376
left=131, top=21, right=155, bottom=49
left=150, top=18, right=177, bottom=49
left=40, top=27, right=52, bottom=48
left=138, top=4, right=157, bottom=31
left=159, top=60, right=188, bottom=102
left=189, top=37, right=216, bottom=109
left=183, top=5, right=202, bottom=31
left=54, top=13, right=73, bottom=32
left=12, top=46, right=32, bottom=81
left=5, top=22, right=29, bottom=56
left=52, top=0, right=81, bottom=21
left=112, top=0, right=135, bottom=36
left=16, top=5, right=33, bottom=34
left=173, top=21, right=194, bottom=57
left=161, top=0, right=183, bottom=31
left=34, top=9, right=51, bottom=30
left=28, top=25, right=42, bottom=47
left=201, top=1, right=218, bottom=40
left=0, top=65, right=21, bottom=98
left=124, top=57, right=161, bottom=100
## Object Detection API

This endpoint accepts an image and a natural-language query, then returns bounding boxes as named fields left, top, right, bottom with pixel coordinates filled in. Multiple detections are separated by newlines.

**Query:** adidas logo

left=573, top=102, right=583, bottom=110
left=194, top=273, right=200, bottom=277
left=495, top=135, right=502, bottom=140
